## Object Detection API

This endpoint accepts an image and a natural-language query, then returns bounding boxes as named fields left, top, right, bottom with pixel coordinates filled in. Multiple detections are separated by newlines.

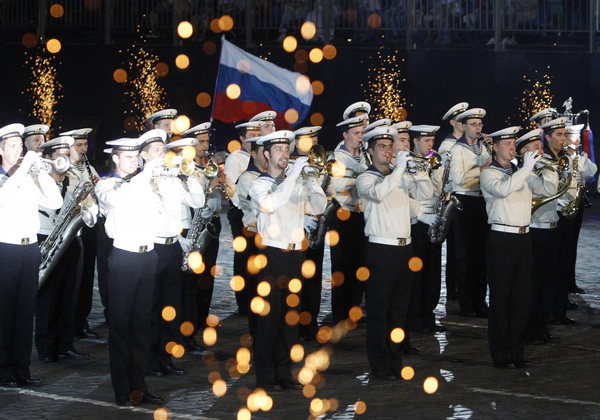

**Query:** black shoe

left=402, top=345, right=420, bottom=355
left=0, top=377, right=18, bottom=387
left=372, top=371, right=397, bottom=380
left=76, top=328, right=101, bottom=340
left=185, top=337, right=206, bottom=353
left=15, top=376, right=41, bottom=386
left=142, top=392, right=164, bottom=405
left=493, top=361, right=511, bottom=369
left=428, top=324, right=446, bottom=333
left=569, top=286, right=585, bottom=294
left=559, top=317, right=576, bottom=325
left=278, top=378, right=301, bottom=390
left=542, top=334, right=560, bottom=343
left=115, top=395, right=132, bottom=406
left=148, top=369, right=164, bottom=377
left=566, top=301, right=579, bottom=310
left=513, top=359, right=531, bottom=369
left=163, top=363, right=185, bottom=376
left=59, top=349, right=90, bottom=360
left=39, top=354, right=58, bottom=363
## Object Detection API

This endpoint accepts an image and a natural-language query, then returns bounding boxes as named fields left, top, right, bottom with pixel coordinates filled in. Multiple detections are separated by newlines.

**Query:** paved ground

left=1, top=198, right=600, bottom=419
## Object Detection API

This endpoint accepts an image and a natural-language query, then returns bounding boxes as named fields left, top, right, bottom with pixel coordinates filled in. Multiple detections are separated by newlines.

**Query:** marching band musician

left=231, top=134, right=266, bottom=337
left=226, top=116, right=272, bottom=315
left=292, top=126, right=327, bottom=341
left=438, top=102, right=469, bottom=153
left=137, top=129, right=205, bottom=378
left=561, top=124, right=597, bottom=295
left=23, top=124, right=49, bottom=153
left=391, top=121, right=413, bottom=160
left=407, top=125, right=446, bottom=333
left=0, top=123, right=63, bottom=388
left=330, top=115, right=369, bottom=324
left=438, top=102, right=468, bottom=301
left=95, top=137, right=164, bottom=405
left=449, top=108, right=491, bottom=318
left=480, top=126, right=554, bottom=369
left=36, top=136, right=93, bottom=363
left=540, top=117, right=576, bottom=325
left=248, top=130, right=327, bottom=389
left=530, top=108, right=558, bottom=129
left=517, top=129, right=560, bottom=344
left=180, top=122, right=227, bottom=352
left=62, top=128, right=102, bottom=340
left=147, top=109, right=177, bottom=141
left=356, top=125, right=433, bottom=379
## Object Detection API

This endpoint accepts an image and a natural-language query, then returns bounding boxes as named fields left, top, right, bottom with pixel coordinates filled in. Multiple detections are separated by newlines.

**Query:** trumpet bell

left=204, top=163, right=220, bottom=179
left=52, top=154, right=71, bottom=175
left=180, top=158, right=195, bottom=176
left=307, top=144, right=327, bottom=168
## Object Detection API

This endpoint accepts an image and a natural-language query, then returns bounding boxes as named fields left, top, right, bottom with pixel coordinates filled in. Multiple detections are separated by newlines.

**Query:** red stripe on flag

left=212, top=92, right=291, bottom=129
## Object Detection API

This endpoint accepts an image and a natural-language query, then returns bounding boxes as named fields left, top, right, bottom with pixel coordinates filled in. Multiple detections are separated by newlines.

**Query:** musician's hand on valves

left=395, top=151, right=410, bottom=173
left=303, top=215, right=319, bottom=231
left=289, top=156, right=309, bottom=179
left=406, top=159, right=418, bottom=174
left=21, top=151, right=40, bottom=173
left=523, top=151, right=541, bottom=171
left=418, top=213, right=440, bottom=227
left=177, top=235, right=192, bottom=253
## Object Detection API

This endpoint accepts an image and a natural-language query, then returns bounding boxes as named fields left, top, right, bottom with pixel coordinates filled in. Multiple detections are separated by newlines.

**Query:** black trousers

left=445, top=220, right=457, bottom=299
left=528, top=227, right=560, bottom=338
left=74, top=224, right=98, bottom=333
left=228, top=205, right=247, bottom=312
left=196, top=215, right=221, bottom=330
left=300, top=239, right=324, bottom=339
left=151, top=241, right=185, bottom=369
left=0, top=242, right=40, bottom=381
left=366, top=242, right=414, bottom=375
left=253, top=246, right=304, bottom=387
left=96, top=216, right=113, bottom=321
left=244, top=232, right=260, bottom=338
left=107, top=247, right=157, bottom=398
left=454, top=195, right=488, bottom=315
left=329, top=211, right=367, bottom=323
left=486, top=231, right=532, bottom=364
left=408, top=221, right=442, bottom=330
left=554, top=208, right=583, bottom=318
left=35, top=236, right=83, bottom=357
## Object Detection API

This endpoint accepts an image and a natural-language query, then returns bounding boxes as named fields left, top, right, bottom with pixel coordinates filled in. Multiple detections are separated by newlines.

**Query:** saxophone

left=428, top=151, right=462, bottom=244
left=561, top=153, right=584, bottom=219
left=38, top=169, right=97, bottom=289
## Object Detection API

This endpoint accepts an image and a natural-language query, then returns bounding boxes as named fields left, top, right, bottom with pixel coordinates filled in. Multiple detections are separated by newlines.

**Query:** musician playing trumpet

left=480, top=126, right=555, bottom=369
left=248, top=130, right=326, bottom=389
left=0, top=123, right=63, bottom=388
left=356, top=125, right=433, bottom=379
left=449, top=108, right=491, bottom=318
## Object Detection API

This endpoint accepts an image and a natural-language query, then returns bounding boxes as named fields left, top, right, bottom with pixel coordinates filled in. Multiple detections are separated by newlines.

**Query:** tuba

left=39, top=169, right=97, bottom=289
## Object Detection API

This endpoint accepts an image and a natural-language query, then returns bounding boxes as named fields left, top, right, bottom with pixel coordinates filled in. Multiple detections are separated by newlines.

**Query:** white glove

left=143, top=157, right=164, bottom=173
left=395, top=151, right=410, bottom=173
left=443, top=181, right=453, bottom=194
left=418, top=213, right=440, bottom=227
left=304, top=215, right=319, bottom=231
left=534, top=160, right=545, bottom=170
left=406, top=159, right=418, bottom=174
left=177, top=235, right=192, bottom=253
left=325, top=183, right=336, bottom=198
left=21, top=151, right=40, bottom=172
left=289, top=156, right=309, bottom=179
left=523, top=151, right=540, bottom=170
left=201, top=204, right=214, bottom=219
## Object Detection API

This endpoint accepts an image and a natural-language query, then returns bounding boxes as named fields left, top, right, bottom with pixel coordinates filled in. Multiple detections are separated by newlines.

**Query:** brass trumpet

left=289, top=144, right=336, bottom=179
left=27, top=154, right=71, bottom=175
left=408, top=150, right=443, bottom=171
left=512, top=152, right=570, bottom=172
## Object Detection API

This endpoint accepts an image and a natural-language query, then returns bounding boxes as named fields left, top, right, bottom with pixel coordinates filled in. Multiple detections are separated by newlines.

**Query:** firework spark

left=24, top=53, right=63, bottom=133
left=122, top=43, right=169, bottom=132
left=507, top=66, right=554, bottom=129
left=362, top=49, right=408, bottom=122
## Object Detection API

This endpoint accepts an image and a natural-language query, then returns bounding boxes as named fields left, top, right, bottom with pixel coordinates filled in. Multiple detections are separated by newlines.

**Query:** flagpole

left=210, top=35, right=227, bottom=124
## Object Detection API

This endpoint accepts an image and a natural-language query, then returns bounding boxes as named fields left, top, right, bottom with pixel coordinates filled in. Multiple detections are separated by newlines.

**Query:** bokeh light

left=180, top=321, right=194, bottom=336
left=177, top=21, right=193, bottom=38
left=162, top=306, right=176, bottom=322
left=213, top=379, right=227, bottom=396
left=401, top=366, right=415, bottom=380
left=283, top=35, right=298, bottom=52
left=228, top=140, right=242, bottom=152
left=301, top=259, right=316, bottom=279
left=230, top=275, right=245, bottom=292
left=309, top=48, right=323, bottom=63
left=288, top=278, right=302, bottom=293
left=226, top=83, right=241, bottom=99
left=50, top=4, right=64, bottom=18
left=22, top=32, right=38, bottom=48
left=311, top=80, right=324, bottom=95
left=113, top=68, right=127, bottom=83
left=173, top=115, right=191, bottom=134
left=325, top=230, right=339, bottom=246
left=323, top=44, right=338, bottom=59
left=203, top=326, right=217, bottom=346
left=219, top=15, right=234, bottom=31
left=301, top=21, right=317, bottom=40
left=196, top=92, right=211, bottom=107
left=175, top=54, right=190, bottom=69
left=355, top=400, right=367, bottom=414
left=310, top=112, right=325, bottom=126
left=284, top=108, right=299, bottom=124
left=46, top=38, right=62, bottom=53
left=356, top=266, right=370, bottom=281
left=295, top=75, right=311, bottom=95
left=423, top=376, right=439, bottom=394
left=408, top=256, right=424, bottom=272
left=390, top=327, right=405, bottom=343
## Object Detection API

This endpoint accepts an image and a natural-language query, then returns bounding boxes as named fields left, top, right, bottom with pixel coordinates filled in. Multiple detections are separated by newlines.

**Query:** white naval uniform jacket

left=449, top=136, right=491, bottom=194
left=95, top=171, right=161, bottom=252
left=331, top=141, right=369, bottom=211
left=155, top=175, right=205, bottom=239
left=0, top=166, right=63, bottom=244
left=249, top=170, right=327, bottom=250
left=417, top=165, right=444, bottom=215
left=438, top=134, right=458, bottom=154
left=531, top=168, right=559, bottom=224
left=356, top=165, right=433, bottom=241
left=224, top=149, right=250, bottom=187
left=236, top=161, right=262, bottom=230
left=481, top=161, right=556, bottom=227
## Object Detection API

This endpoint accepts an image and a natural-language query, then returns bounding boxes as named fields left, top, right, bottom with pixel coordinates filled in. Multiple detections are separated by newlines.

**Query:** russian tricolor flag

left=211, top=38, right=313, bottom=128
